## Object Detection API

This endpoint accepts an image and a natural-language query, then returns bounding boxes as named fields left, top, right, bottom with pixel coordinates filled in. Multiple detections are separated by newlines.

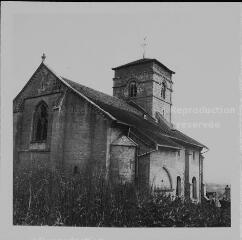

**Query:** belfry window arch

left=32, top=101, right=48, bottom=142
left=129, top=81, right=137, bottom=97
left=161, top=81, right=166, bottom=99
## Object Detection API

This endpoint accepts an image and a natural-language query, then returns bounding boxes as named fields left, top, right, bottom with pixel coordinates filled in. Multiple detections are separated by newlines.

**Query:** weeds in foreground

left=13, top=167, right=231, bottom=227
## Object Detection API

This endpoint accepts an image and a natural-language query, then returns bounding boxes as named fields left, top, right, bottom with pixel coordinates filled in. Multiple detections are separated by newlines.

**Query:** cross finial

left=41, top=53, right=46, bottom=62
left=141, top=37, right=147, bottom=59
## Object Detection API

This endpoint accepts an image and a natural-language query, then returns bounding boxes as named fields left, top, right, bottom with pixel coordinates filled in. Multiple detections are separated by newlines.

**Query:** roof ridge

left=62, top=77, right=129, bottom=103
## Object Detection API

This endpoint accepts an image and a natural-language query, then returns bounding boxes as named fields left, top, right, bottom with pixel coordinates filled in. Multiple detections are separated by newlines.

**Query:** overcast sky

left=3, top=3, right=240, bottom=184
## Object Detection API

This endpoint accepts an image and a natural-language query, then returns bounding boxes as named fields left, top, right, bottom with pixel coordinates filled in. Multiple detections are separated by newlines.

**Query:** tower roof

left=112, top=58, right=175, bottom=74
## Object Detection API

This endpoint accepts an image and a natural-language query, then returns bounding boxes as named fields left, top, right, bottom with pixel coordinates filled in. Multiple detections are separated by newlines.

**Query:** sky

left=2, top=2, right=240, bottom=184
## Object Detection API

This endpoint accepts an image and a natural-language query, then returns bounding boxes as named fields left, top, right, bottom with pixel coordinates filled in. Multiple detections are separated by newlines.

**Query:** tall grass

left=13, top=167, right=230, bottom=227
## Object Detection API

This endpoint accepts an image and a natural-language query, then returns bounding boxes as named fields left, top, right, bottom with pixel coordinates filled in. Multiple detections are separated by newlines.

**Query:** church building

left=13, top=55, right=208, bottom=202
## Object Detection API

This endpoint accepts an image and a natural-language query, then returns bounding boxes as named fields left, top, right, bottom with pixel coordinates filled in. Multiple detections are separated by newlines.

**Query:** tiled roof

left=62, top=77, right=207, bottom=150
left=112, top=58, right=175, bottom=74
left=63, top=78, right=143, bottom=117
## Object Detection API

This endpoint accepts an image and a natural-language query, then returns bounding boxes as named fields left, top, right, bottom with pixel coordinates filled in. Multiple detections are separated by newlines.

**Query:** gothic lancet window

left=129, top=81, right=137, bottom=97
left=33, top=102, right=48, bottom=142
left=161, top=81, right=166, bottom=99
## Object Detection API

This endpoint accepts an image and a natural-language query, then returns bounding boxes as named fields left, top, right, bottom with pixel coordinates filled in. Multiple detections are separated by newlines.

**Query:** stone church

left=13, top=56, right=208, bottom=202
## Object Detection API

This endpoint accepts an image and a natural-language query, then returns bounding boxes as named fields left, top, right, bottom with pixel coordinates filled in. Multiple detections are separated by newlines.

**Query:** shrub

left=13, top=167, right=231, bottom=227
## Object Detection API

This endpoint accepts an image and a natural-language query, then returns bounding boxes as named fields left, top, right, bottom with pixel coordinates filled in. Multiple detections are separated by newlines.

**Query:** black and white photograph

left=0, top=2, right=241, bottom=240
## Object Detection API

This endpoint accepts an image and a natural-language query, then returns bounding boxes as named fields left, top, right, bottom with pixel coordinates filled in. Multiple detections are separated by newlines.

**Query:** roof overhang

left=157, top=144, right=182, bottom=150
left=112, top=58, right=175, bottom=74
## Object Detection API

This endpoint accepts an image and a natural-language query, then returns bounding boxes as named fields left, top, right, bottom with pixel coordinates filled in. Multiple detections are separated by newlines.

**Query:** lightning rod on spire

left=141, top=37, right=147, bottom=59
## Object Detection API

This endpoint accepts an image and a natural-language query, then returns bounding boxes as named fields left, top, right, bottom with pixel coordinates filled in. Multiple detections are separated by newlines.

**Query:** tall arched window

left=176, top=176, right=181, bottom=197
left=192, top=177, right=197, bottom=199
left=161, top=81, right=166, bottom=99
left=33, top=102, right=48, bottom=142
left=129, top=81, right=137, bottom=97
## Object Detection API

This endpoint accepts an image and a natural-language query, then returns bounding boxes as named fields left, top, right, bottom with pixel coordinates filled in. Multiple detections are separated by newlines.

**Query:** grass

left=13, top=167, right=231, bottom=227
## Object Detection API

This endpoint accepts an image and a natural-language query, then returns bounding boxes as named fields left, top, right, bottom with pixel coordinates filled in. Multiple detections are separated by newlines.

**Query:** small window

left=177, top=150, right=180, bottom=157
left=176, top=176, right=181, bottom=197
left=192, top=177, right=197, bottom=199
left=161, top=81, right=166, bottom=99
left=129, top=81, right=137, bottom=97
left=33, top=102, right=48, bottom=142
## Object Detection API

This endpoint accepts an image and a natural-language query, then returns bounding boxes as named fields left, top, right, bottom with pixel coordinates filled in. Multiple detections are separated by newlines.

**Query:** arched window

left=176, top=176, right=181, bottom=197
left=33, top=102, right=48, bottom=142
left=129, top=81, right=137, bottom=97
left=192, top=177, right=197, bottom=199
left=161, top=81, right=166, bottom=99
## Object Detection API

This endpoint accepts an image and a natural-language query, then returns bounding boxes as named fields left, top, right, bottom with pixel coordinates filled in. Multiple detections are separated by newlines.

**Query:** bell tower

left=112, top=58, right=175, bottom=123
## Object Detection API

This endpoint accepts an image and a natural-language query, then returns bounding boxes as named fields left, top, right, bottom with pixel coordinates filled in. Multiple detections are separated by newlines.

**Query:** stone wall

left=13, top=64, right=65, bottom=170
left=149, top=146, right=202, bottom=201
left=113, top=62, right=154, bottom=116
left=150, top=148, right=185, bottom=197
left=137, top=154, right=150, bottom=190
left=14, top=92, right=63, bottom=169
left=13, top=64, right=63, bottom=114
left=108, top=127, right=137, bottom=183
left=185, top=148, right=201, bottom=201
left=112, top=61, right=173, bottom=122
left=62, top=91, right=110, bottom=176
left=152, top=97, right=171, bottom=123
left=129, top=129, right=155, bottom=189
left=188, top=149, right=201, bottom=201
left=152, top=65, right=173, bottom=122
left=110, top=145, right=136, bottom=183
left=13, top=64, right=111, bottom=179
